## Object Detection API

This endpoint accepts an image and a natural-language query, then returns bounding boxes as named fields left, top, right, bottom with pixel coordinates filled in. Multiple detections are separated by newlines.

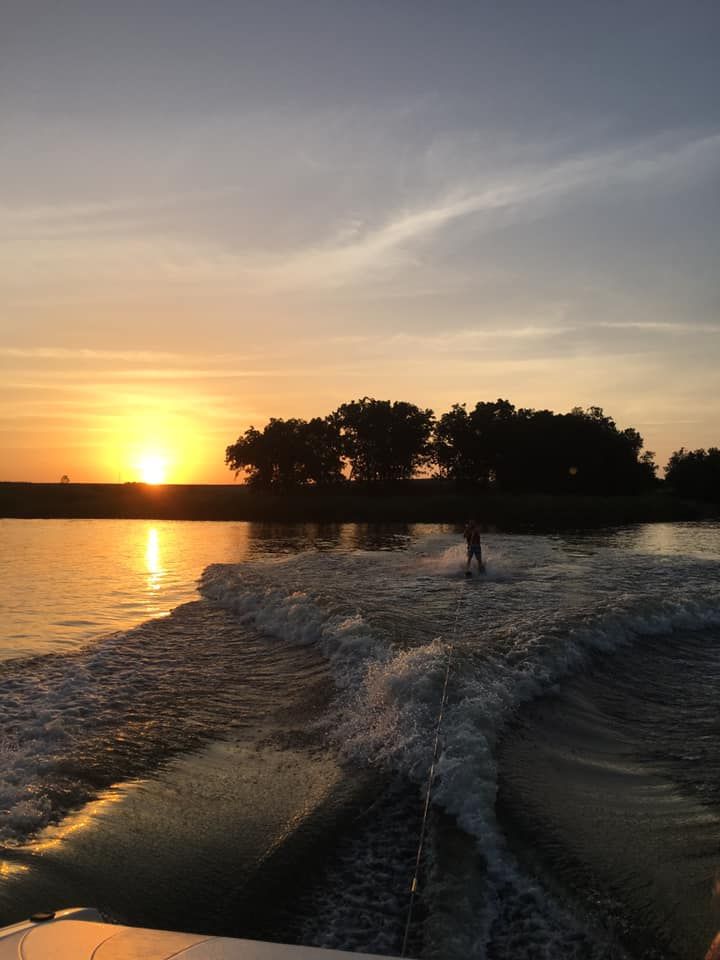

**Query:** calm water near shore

left=1, top=519, right=719, bottom=958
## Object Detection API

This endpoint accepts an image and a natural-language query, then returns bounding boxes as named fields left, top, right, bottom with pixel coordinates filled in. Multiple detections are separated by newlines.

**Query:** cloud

left=327, top=325, right=574, bottom=352
left=0, top=186, right=240, bottom=234
left=596, top=321, right=719, bottom=333
left=2, top=368, right=284, bottom=382
left=0, top=346, right=187, bottom=362
left=241, top=130, right=720, bottom=291
left=5, top=128, right=717, bottom=301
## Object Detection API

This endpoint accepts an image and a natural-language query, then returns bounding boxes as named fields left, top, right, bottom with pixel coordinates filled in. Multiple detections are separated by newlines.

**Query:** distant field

left=0, top=482, right=715, bottom=531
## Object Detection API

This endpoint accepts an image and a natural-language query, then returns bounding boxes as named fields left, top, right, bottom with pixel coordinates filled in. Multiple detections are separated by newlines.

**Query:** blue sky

left=2, top=1, right=718, bottom=480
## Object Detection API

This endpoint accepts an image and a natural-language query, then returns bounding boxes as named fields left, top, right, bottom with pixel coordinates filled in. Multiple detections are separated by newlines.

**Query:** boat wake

left=3, top=528, right=720, bottom=958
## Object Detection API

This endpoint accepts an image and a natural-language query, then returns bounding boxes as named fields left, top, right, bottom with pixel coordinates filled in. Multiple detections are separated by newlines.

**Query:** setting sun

left=138, top=455, right=167, bottom=485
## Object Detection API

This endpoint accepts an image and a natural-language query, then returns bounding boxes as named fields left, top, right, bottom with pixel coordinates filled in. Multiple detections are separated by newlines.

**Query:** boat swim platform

left=0, top=907, right=407, bottom=960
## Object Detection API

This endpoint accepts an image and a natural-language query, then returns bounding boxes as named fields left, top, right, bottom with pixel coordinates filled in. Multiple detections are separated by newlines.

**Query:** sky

left=2, top=0, right=718, bottom=483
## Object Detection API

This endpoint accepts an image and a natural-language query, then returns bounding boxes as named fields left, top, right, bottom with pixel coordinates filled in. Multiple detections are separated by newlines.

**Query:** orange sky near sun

left=2, top=331, right=714, bottom=483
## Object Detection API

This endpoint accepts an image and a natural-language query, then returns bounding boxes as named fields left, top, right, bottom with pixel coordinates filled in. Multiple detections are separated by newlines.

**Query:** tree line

left=225, top=397, right=661, bottom=494
left=665, top=447, right=720, bottom=501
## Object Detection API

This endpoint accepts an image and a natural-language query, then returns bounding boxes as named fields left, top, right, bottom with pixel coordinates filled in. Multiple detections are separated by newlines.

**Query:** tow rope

left=400, top=579, right=468, bottom=957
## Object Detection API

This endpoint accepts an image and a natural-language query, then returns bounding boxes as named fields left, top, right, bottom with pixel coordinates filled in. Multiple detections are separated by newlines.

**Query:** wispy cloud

left=2, top=368, right=285, bottom=382
left=327, top=325, right=574, bottom=351
left=0, top=347, right=188, bottom=362
left=0, top=186, right=240, bottom=236
left=596, top=321, right=720, bottom=333
left=0, top=344, right=380, bottom=379
left=242, top=131, right=720, bottom=291
left=1, top=365, right=369, bottom=391
left=5, top=130, right=717, bottom=301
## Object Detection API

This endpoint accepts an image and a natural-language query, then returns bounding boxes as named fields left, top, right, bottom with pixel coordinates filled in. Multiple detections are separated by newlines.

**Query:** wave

left=0, top=600, right=328, bottom=845
left=199, top=555, right=720, bottom=955
left=200, top=563, right=390, bottom=692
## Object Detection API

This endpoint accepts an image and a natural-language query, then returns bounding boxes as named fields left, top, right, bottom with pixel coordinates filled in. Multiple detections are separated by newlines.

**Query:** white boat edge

left=0, top=907, right=406, bottom=959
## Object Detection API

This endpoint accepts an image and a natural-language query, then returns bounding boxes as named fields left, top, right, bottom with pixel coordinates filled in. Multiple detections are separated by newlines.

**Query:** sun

left=138, top=454, right=167, bottom=484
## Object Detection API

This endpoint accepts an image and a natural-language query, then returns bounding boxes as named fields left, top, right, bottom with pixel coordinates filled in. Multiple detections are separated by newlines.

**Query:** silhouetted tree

left=60, top=475, right=70, bottom=484
left=496, top=406, right=656, bottom=494
left=225, top=417, right=343, bottom=489
left=226, top=399, right=657, bottom=494
left=332, top=398, right=434, bottom=482
left=434, top=399, right=516, bottom=485
left=301, top=417, right=346, bottom=486
left=665, top=448, right=720, bottom=501
left=435, top=402, right=656, bottom=493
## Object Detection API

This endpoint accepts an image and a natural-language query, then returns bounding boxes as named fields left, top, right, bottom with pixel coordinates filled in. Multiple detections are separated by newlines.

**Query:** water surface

left=1, top=519, right=719, bottom=959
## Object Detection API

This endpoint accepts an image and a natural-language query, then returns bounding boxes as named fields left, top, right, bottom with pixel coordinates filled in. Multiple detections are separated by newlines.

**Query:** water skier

left=464, top=519, right=484, bottom=575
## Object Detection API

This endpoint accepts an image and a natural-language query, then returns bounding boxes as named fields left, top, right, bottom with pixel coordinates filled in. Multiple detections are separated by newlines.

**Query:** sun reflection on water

left=28, top=787, right=133, bottom=856
left=145, top=527, right=163, bottom=590
left=0, top=859, right=29, bottom=878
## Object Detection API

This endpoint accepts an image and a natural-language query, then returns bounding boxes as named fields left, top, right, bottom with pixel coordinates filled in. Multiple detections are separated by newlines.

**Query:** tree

left=434, top=399, right=516, bottom=485
left=434, top=401, right=656, bottom=493
left=225, top=417, right=343, bottom=489
left=225, top=398, right=658, bottom=495
left=332, top=397, right=434, bottom=482
left=60, top=475, right=70, bottom=484
left=299, top=417, right=346, bottom=486
left=496, top=407, right=656, bottom=494
left=665, top=447, right=720, bottom=501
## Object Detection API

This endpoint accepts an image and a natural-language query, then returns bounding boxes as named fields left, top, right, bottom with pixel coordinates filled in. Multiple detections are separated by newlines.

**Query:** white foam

left=409, top=537, right=525, bottom=583
left=0, top=719, right=75, bottom=840
left=201, top=564, right=390, bottom=691
left=200, top=556, right=720, bottom=956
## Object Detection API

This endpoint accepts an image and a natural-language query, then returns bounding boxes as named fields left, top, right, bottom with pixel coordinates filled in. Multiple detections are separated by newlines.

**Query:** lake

left=1, top=518, right=719, bottom=958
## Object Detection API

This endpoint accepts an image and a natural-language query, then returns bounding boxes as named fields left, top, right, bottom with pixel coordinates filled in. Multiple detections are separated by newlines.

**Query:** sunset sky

left=2, top=1, right=718, bottom=483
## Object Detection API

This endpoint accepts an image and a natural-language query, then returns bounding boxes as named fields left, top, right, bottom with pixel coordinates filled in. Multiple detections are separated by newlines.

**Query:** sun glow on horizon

left=103, top=409, right=208, bottom=484
left=137, top=454, right=168, bottom=484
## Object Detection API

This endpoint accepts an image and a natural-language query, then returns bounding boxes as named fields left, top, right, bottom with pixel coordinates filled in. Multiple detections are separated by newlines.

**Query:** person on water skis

left=464, top=519, right=484, bottom=575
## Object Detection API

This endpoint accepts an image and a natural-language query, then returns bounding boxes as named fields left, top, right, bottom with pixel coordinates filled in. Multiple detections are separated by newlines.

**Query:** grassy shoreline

left=1, top=482, right=716, bottom=531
